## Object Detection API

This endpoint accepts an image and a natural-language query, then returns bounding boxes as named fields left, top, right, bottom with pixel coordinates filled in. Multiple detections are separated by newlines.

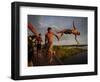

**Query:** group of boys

left=28, top=22, right=80, bottom=64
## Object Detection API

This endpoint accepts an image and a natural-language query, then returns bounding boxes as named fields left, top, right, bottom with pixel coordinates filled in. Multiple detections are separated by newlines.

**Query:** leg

left=47, top=43, right=53, bottom=64
left=75, top=35, right=79, bottom=45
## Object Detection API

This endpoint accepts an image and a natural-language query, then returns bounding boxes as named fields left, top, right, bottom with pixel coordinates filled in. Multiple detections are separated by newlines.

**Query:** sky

left=28, top=15, right=88, bottom=45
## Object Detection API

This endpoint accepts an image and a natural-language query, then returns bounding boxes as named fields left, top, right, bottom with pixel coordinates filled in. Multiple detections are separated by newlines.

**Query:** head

left=77, top=32, right=80, bottom=36
left=39, top=33, right=41, bottom=36
left=47, top=27, right=52, bottom=33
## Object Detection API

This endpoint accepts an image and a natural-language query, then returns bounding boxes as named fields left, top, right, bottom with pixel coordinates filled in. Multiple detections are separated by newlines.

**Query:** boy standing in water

left=45, top=27, right=59, bottom=64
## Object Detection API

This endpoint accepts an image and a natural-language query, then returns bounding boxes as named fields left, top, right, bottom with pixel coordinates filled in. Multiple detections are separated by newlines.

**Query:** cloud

left=28, top=15, right=87, bottom=45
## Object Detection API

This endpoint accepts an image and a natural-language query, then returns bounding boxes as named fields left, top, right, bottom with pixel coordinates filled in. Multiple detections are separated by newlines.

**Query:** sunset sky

left=28, top=15, right=88, bottom=45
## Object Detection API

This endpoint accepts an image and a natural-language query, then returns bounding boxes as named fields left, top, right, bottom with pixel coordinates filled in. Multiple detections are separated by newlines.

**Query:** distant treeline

left=54, top=44, right=88, bottom=47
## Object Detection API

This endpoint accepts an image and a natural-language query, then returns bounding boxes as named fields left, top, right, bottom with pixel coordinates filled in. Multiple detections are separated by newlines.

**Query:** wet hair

left=47, top=27, right=52, bottom=31
left=39, top=33, right=41, bottom=36
left=77, top=32, right=80, bottom=35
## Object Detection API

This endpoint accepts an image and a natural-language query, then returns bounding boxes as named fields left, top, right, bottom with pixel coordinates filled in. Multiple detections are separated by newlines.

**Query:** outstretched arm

left=54, top=34, right=60, bottom=41
left=28, top=23, right=38, bottom=36
left=54, top=33, right=64, bottom=41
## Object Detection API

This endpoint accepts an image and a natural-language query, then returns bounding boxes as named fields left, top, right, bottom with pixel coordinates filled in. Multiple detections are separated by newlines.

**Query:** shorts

left=64, top=29, right=72, bottom=34
left=37, top=44, right=41, bottom=50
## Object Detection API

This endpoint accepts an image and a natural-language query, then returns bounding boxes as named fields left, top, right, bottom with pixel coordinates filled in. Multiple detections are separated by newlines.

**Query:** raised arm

left=28, top=23, right=38, bottom=36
